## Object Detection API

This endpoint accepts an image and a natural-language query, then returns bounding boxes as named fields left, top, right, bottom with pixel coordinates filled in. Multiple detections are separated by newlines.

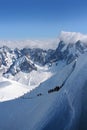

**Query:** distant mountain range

left=0, top=31, right=87, bottom=130
left=0, top=39, right=86, bottom=78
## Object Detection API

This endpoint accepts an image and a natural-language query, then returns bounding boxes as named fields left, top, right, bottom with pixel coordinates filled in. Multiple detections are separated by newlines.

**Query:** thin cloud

left=59, top=31, right=87, bottom=44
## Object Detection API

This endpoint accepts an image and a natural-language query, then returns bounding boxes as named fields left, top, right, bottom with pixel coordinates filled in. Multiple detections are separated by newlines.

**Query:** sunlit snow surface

left=0, top=51, right=87, bottom=129
left=0, top=61, right=65, bottom=101
left=0, top=77, right=29, bottom=101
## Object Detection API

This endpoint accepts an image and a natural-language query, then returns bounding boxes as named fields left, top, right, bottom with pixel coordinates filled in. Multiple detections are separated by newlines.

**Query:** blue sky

left=0, top=0, right=87, bottom=39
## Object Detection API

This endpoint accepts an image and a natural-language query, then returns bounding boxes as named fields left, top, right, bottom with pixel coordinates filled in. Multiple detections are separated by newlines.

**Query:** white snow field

left=0, top=51, right=87, bottom=130
left=0, top=77, right=29, bottom=101
left=8, top=65, right=53, bottom=87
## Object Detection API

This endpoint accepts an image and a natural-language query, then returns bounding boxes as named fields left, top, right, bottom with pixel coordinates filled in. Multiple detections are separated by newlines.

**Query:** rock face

left=4, top=56, right=37, bottom=76
left=47, top=40, right=86, bottom=64
left=21, top=48, right=54, bottom=65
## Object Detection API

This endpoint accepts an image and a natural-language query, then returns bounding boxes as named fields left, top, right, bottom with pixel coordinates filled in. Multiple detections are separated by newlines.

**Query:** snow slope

left=23, top=60, right=76, bottom=99
left=0, top=52, right=87, bottom=130
left=0, top=77, right=29, bottom=101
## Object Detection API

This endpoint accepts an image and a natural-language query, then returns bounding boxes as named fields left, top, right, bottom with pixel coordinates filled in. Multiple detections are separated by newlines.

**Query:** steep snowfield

left=23, top=60, right=76, bottom=99
left=0, top=52, right=87, bottom=130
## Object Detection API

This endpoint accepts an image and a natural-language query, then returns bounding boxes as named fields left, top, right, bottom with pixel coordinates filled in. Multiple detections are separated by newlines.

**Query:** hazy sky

left=0, top=0, right=87, bottom=39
